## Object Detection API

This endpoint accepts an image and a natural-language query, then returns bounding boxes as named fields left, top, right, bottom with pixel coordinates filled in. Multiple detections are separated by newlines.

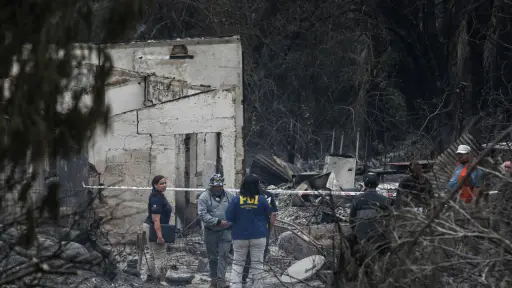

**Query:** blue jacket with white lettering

left=225, top=195, right=271, bottom=240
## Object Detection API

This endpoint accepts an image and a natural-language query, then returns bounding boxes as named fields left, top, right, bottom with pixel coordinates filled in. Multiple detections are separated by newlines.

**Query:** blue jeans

left=242, top=236, right=269, bottom=283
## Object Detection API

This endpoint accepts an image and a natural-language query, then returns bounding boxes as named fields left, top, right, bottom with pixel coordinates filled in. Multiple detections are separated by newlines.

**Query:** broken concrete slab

left=278, top=231, right=318, bottom=260
left=280, top=255, right=326, bottom=284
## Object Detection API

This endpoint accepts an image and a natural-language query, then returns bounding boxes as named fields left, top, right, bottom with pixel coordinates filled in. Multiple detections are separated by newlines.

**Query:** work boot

left=216, top=279, right=230, bottom=288
left=209, top=279, right=217, bottom=288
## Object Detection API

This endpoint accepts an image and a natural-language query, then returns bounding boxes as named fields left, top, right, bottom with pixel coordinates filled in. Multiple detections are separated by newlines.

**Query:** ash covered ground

left=110, top=193, right=345, bottom=287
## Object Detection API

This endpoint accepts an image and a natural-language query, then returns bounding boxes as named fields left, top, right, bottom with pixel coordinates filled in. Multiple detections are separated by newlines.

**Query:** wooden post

left=137, top=231, right=146, bottom=274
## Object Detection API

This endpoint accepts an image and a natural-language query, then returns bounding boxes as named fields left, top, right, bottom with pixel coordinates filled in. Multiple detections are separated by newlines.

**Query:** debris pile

left=250, top=154, right=303, bottom=186
left=0, top=225, right=146, bottom=288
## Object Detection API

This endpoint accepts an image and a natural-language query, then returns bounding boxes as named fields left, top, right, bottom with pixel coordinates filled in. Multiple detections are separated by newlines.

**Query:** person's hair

left=364, top=173, right=379, bottom=188
left=409, top=161, right=420, bottom=173
left=239, top=174, right=260, bottom=197
left=151, top=175, right=166, bottom=190
left=150, top=175, right=166, bottom=198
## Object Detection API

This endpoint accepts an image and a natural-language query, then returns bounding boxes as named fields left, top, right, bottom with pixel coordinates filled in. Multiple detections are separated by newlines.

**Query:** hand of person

left=157, top=236, right=165, bottom=244
left=219, top=220, right=230, bottom=228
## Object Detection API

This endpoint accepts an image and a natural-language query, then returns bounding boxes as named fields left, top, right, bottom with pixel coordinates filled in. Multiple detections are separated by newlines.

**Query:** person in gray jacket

left=198, top=174, right=234, bottom=288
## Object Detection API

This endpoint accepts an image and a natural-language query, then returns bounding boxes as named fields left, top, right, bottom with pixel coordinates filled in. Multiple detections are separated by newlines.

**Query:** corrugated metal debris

left=250, top=154, right=303, bottom=186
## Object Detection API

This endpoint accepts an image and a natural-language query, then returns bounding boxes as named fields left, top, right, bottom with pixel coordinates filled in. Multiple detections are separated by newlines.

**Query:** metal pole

left=339, top=131, right=344, bottom=155
left=355, top=129, right=360, bottom=161
left=384, top=134, right=388, bottom=169
left=355, top=129, right=360, bottom=175
left=330, top=128, right=335, bottom=154
left=364, top=132, right=369, bottom=163
left=297, top=121, right=300, bottom=157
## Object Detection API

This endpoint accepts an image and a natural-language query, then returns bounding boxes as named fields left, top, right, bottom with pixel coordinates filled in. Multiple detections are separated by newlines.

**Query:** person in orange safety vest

left=447, top=145, right=484, bottom=203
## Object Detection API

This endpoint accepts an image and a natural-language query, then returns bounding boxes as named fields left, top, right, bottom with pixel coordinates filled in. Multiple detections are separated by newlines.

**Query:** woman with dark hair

left=226, top=175, right=271, bottom=288
left=142, top=175, right=172, bottom=284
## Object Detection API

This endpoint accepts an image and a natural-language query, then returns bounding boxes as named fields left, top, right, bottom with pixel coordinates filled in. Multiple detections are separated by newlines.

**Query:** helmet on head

left=363, top=173, right=379, bottom=188
left=209, top=174, right=224, bottom=187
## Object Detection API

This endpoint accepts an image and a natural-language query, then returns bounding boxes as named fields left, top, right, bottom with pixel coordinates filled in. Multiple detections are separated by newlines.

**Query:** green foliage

left=0, top=0, right=149, bottom=249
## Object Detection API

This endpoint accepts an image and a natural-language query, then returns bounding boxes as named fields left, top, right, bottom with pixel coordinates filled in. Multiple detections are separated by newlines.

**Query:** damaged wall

left=86, top=37, right=244, bottom=243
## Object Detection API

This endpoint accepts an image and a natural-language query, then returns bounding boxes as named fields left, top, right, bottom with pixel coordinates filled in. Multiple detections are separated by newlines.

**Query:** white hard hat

left=456, top=145, right=471, bottom=154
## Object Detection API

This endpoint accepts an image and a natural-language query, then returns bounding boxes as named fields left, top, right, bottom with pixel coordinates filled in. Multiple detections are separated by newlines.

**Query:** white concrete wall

left=106, top=82, right=145, bottom=115
left=106, top=40, right=241, bottom=88
left=86, top=37, right=244, bottom=243
left=138, top=89, right=237, bottom=186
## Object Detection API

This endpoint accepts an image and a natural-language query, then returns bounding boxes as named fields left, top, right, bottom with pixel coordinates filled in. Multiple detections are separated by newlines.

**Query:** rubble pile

left=107, top=213, right=332, bottom=287
left=112, top=231, right=206, bottom=284
left=0, top=225, right=146, bottom=288
left=276, top=194, right=318, bottom=226
left=276, top=193, right=351, bottom=226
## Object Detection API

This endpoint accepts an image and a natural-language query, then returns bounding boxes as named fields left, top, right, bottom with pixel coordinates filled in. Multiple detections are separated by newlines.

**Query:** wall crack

left=136, top=110, right=140, bottom=134
left=149, top=133, right=153, bottom=177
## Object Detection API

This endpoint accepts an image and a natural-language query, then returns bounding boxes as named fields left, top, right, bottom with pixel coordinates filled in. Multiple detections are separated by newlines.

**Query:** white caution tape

left=81, top=182, right=395, bottom=197
left=81, top=182, right=499, bottom=197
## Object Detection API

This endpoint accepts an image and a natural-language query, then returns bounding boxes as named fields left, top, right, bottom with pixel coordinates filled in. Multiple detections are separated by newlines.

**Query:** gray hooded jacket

left=197, top=188, right=235, bottom=231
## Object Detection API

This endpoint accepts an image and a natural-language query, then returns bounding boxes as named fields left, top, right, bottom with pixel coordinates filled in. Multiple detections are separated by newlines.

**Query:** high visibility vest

left=457, top=165, right=476, bottom=203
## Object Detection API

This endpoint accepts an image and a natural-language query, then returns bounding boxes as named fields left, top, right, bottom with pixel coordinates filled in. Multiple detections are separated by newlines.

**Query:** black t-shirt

left=397, top=175, right=434, bottom=208
left=349, top=189, right=391, bottom=242
left=144, top=191, right=173, bottom=225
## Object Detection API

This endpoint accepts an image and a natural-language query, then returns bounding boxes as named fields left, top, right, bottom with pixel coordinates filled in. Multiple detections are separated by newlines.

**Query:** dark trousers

left=204, top=229, right=232, bottom=282
left=242, top=236, right=270, bottom=283
left=348, top=232, right=390, bottom=283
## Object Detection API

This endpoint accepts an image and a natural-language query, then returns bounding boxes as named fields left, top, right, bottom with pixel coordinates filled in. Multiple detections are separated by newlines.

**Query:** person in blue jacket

left=242, top=186, right=278, bottom=285
left=226, top=175, right=271, bottom=288
left=142, top=175, right=172, bottom=284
